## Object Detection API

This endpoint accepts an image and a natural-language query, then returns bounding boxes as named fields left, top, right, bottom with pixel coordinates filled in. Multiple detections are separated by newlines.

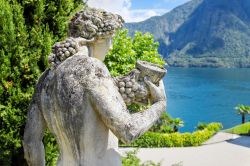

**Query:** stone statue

left=23, top=7, right=167, bottom=166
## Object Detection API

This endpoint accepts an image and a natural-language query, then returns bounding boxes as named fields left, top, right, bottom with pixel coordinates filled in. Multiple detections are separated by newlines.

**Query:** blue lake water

left=163, top=68, right=250, bottom=132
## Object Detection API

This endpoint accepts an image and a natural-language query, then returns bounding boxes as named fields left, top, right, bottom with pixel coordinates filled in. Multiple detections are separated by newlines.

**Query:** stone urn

left=136, top=60, right=166, bottom=84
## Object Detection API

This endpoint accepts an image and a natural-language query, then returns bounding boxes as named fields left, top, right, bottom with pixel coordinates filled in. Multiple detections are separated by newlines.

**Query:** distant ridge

left=125, top=0, right=250, bottom=67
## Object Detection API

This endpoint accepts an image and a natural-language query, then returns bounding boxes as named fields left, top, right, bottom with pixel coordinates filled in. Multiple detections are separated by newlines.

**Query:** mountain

left=125, top=0, right=250, bottom=67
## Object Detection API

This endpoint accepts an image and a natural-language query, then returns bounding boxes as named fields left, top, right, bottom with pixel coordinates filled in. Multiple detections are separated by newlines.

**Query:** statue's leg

left=23, top=102, right=46, bottom=166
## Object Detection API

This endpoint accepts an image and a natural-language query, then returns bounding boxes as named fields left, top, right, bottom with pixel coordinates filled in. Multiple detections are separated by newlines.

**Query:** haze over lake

left=164, top=68, right=250, bottom=132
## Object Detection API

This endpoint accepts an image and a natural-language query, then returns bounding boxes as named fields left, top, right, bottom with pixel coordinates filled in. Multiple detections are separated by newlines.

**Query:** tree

left=0, top=0, right=84, bottom=165
left=132, top=31, right=165, bottom=66
left=104, top=29, right=165, bottom=77
left=235, top=104, right=250, bottom=124
left=169, top=118, right=184, bottom=132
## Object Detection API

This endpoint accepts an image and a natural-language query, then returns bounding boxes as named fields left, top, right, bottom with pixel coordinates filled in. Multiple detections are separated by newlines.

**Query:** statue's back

left=39, top=55, right=121, bottom=166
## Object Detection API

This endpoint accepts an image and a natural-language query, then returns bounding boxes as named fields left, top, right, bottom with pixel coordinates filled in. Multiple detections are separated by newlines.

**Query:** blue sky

left=87, top=0, right=191, bottom=22
left=130, top=0, right=191, bottom=10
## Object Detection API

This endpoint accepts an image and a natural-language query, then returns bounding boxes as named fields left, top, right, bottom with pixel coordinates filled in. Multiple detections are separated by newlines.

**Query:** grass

left=224, top=122, right=250, bottom=135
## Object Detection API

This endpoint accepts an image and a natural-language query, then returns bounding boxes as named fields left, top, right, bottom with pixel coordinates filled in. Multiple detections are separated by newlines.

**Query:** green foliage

left=224, top=122, right=250, bottom=135
left=104, top=29, right=165, bottom=77
left=43, top=131, right=59, bottom=166
left=205, top=123, right=222, bottom=131
left=235, top=104, right=250, bottom=115
left=149, top=113, right=185, bottom=134
left=104, top=29, right=135, bottom=76
left=121, top=123, right=222, bottom=147
left=196, top=122, right=208, bottom=130
left=122, top=149, right=161, bottom=166
left=169, top=118, right=184, bottom=132
left=0, top=0, right=83, bottom=165
left=150, top=112, right=173, bottom=133
left=132, top=31, right=165, bottom=66
left=122, top=149, right=141, bottom=166
left=235, top=104, right=250, bottom=124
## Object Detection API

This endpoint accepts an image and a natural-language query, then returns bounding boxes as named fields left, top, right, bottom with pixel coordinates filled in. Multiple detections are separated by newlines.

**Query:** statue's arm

left=89, top=77, right=166, bottom=144
left=23, top=102, right=46, bottom=166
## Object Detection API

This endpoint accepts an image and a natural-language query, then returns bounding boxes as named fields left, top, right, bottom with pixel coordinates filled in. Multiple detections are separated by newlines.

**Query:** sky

left=87, top=0, right=191, bottom=23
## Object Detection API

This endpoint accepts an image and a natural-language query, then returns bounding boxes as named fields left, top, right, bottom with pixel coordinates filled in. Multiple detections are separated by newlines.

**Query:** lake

left=163, top=68, right=250, bottom=132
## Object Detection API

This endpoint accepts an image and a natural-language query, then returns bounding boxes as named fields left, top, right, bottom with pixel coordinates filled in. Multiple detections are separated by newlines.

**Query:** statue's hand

left=75, top=37, right=96, bottom=46
left=144, top=77, right=166, bottom=103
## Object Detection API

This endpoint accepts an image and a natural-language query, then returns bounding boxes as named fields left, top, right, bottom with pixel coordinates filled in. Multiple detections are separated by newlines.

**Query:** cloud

left=126, top=9, right=168, bottom=23
left=87, top=0, right=167, bottom=23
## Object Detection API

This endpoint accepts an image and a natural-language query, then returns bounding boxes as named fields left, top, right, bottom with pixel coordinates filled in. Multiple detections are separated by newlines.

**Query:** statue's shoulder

left=31, top=68, right=53, bottom=99
left=54, top=55, right=110, bottom=79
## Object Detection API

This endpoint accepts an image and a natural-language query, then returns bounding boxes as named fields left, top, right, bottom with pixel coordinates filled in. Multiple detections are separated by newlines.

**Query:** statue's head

left=69, top=7, right=124, bottom=40
left=69, top=7, right=124, bottom=61
left=115, top=61, right=166, bottom=106
left=48, top=7, right=123, bottom=67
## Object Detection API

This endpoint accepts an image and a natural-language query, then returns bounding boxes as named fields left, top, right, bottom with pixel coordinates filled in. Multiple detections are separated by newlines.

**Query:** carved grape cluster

left=117, top=76, right=137, bottom=105
left=116, top=75, right=149, bottom=105
left=69, top=7, right=124, bottom=39
left=48, top=38, right=79, bottom=67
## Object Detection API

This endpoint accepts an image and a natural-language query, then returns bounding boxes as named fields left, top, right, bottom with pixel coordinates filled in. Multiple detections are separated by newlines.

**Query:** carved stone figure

left=23, top=7, right=167, bottom=166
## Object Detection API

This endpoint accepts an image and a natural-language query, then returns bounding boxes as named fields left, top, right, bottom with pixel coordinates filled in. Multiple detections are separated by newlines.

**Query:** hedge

left=121, top=123, right=222, bottom=147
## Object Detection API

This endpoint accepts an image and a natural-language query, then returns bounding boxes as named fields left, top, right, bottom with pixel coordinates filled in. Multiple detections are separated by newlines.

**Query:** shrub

left=149, top=112, right=173, bottom=133
left=0, top=0, right=84, bottom=165
left=196, top=122, right=208, bottom=130
left=122, top=149, right=141, bottom=166
left=206, top=122, right=223, bottom=131
left=122, top=149, right=161, bottom=166
left=121, top=123, right=222, bottom=147
left=104, top=29, right=165, bottom=77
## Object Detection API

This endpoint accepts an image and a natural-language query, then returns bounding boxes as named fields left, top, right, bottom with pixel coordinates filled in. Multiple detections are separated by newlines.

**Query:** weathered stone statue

left=23, top=7, right=167, bottom=166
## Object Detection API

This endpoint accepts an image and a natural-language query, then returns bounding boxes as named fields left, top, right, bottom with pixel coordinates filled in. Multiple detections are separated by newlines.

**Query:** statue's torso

left=37, top=55, right=121, bottom=166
